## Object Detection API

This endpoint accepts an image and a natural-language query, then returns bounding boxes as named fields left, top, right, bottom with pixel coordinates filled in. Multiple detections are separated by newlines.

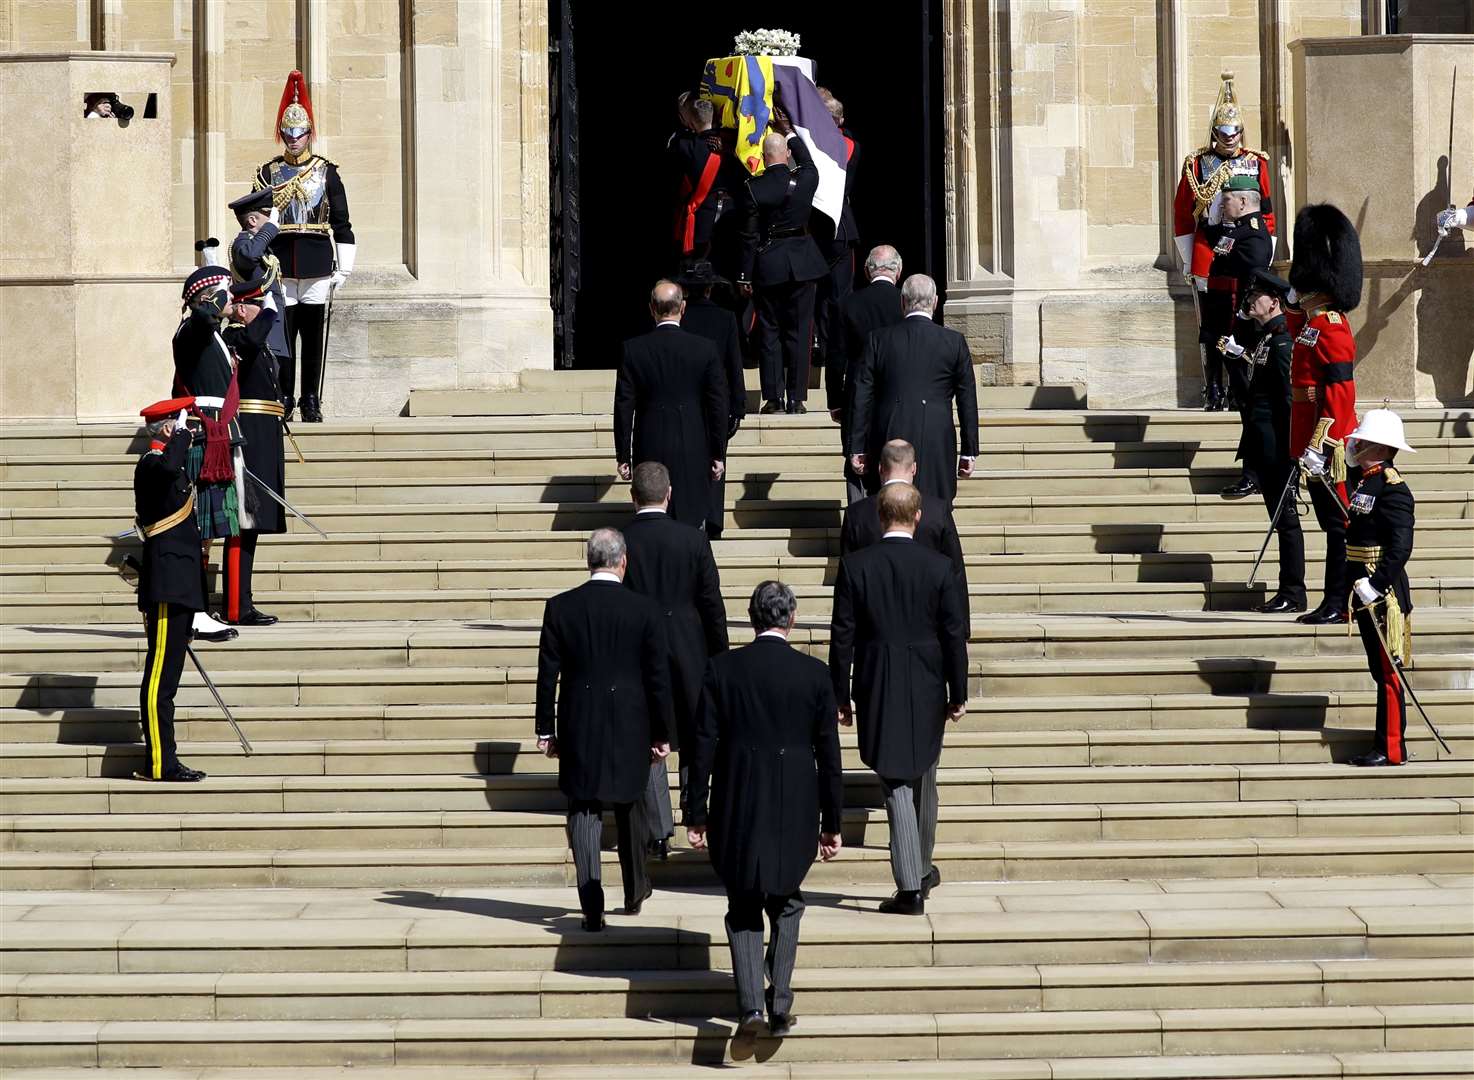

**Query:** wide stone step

left=4, top=955, right=1469, bottom=1022
left=5, top=794, right=1471, bottom=854
left=6, top=519, right=1470, bottom=566
left=5, top=720, right=1472, bottom=780
left=6, top=687, right=1472, bottom=744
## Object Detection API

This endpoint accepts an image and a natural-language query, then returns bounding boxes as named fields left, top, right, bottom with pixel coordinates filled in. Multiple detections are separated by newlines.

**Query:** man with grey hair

left=688, top=581, right=843, bottom=1038
left=535, top=527, right=675, bottom=930
left=737, top=108, right=827, bottom=414
left=849, top=274, right=979, bottom=505
left=831, top=244, right=904, bottom=502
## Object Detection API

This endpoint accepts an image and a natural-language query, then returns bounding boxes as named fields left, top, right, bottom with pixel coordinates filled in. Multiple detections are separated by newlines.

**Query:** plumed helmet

left=1289, top=203, right=1363, bottom=312
left=276, top=70, right=315, bottom=140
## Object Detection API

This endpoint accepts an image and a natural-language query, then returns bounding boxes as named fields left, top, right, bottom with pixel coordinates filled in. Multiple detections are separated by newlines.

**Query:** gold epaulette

left=1384, top=467, right=1404, bottom=485
left=1249, top=148, right=1269, bottom=162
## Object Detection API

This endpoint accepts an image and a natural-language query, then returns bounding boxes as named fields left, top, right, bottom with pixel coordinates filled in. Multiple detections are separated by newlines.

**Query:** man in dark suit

left=831, top=245, right=904, bottom=504
left=829, top=483, right=969, bottom=916
left=623, top=462, right=730, bottom=858
left=677, top=263, right=746, bottom=539
left=737, top=112, right=827, bottom=415
left=813, top=89, right=861, bottom=382
left=841, top=440, right=967, bottom=600
left=849, top=275, right=979, bottom=505
left=688, top=581, right=844, bottom=1039
left=535, top=528, right=676, bottom=930
left=614, top=281, right=728, bottom=529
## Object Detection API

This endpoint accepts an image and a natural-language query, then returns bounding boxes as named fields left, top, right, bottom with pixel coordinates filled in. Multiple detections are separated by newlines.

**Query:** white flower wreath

left=733, top=28, right=801, bottom=57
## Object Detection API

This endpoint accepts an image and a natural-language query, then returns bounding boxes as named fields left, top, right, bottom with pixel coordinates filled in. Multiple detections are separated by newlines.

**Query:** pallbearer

left=1344, top=410, right=1418, bottom=768
left=134, top=399, right=208, bottom=782
left=253, top=70, right=355, bottom=422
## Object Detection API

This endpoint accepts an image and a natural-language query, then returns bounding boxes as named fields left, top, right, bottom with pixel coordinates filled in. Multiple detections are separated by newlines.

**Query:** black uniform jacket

left=668, top=128, right=724, bottom=253
left=255, top=155, right=354, bottom=280
left=613, top=325, right=727, bottom=529
left=829, top=278, right=902, bottom=413
left=688, top=635, right=844, bottom=896
left=172, top=306, right=235, bottom=401
left=849, top=316, right=981, bottom=504
left=680, top=297, right=746, bottom=427
left=623, top=511, right=729, bottom=751
left=535, top=579, right=675, bottom=804
left=738, top=135, right=827, bottom=286
left=841, top=487, right=967, bottom=584
left=1347, top=463, right=1415, bottom=616
left=1200, top=212, right=1273, bottom=343
left=223, top=310, right=287, bottom=534
left=1236, top=314, right=1294, bottom=469
left=230, top=225, right=290, bottom=358
left=829, top=537, right=970, bottom=781
left=134, top=429, right=205, bottom=612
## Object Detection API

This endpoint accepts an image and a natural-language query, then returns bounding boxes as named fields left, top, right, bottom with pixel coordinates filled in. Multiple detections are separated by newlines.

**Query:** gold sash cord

left=141, top=488, right=196, bottom=539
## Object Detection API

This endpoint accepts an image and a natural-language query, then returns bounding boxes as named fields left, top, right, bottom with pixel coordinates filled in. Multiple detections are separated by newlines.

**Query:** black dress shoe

left=785, top=402, right=807, bottom=415
left=228, top=609, right=278, bottom=627
left=922, top=866, right=942, bottom=899
left=624, top=882, right=653, bottom=915
left=1297, top=604, right=1349, bottom=625
left=1256, top=595, right=1307, bottom=614
left=878, top=889, right=925, bottom=915
left=300, top=395, right=323, bottom=423
left=736, top=1010, right=766, bottom=1038
left=1350, top=750, right=1399, bottom=767
left=191, top=626, right=239, bottom=643
left=649, top=837, right=670, bottom=861
left=1220, top=478, right=1260, bottom=498
left=581, top=914, right=605, bottom=932
left=281, top=395, right=295, bottom=421
left=760, top=400, right=784, bottom=415
left=134, top=763, right=205, bottom=783
left=767, top=1012, right=796, bottom=1037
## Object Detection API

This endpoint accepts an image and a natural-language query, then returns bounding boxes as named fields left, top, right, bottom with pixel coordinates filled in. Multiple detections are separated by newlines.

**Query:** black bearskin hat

left=1289, top=203, right=1362, bottom=312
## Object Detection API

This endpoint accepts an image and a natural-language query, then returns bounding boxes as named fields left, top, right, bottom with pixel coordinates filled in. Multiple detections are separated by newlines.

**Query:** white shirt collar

left=590, top=571, right=622, bottom=583
left=871, top=275, right=898, bottom=286
left=881, top=477, right=910, bottom=487
left=905, top=311, right=934, bottom=320
left=882, top=530, right=915, bottom=540
left=656, top=318, right=682, bottom=328
left=757, top=630, right=788, bottom=640
left=635, top=507, right=667, bottom=515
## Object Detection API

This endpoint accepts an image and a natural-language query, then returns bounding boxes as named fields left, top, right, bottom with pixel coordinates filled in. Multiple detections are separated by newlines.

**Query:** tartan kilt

left=185, top=440, right=240, bottom=540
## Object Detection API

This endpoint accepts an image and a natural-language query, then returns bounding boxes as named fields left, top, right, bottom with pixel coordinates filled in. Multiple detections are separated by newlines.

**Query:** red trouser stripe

left=1381, top=649, right=1404, bottom=764
left=225, top=535, right=242, bottom=622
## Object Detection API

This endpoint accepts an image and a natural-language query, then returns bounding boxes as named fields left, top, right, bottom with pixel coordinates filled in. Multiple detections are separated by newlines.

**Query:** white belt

left=193, top=396, right=225, bottom=409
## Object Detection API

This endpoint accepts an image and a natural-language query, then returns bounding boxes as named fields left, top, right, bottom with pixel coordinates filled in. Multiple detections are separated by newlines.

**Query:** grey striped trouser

left=726, top=890, right=806, bottom=1016
left=880, top=761, right=939, bottom=892
left=641, top=759, right=675, bottom=844
left=567, top=799, right=648, bottom=915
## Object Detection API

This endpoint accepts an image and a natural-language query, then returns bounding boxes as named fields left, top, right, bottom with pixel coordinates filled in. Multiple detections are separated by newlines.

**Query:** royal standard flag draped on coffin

left=700, top=54, right=775, bottom=177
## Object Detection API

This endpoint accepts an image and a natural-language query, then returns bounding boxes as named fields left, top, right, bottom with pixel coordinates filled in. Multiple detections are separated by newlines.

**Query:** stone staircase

left=1, top=404, right=1471, bottom=1075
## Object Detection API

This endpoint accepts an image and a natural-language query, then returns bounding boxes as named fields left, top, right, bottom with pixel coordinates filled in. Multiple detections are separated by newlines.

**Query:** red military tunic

left=1286, top=303, right=1357, bottom=495
left=1172, top=148, right=1276, bottom=278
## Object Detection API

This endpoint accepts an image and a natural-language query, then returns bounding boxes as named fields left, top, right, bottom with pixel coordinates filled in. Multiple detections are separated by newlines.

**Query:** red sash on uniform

left=679, top=153, right=722, bottom=254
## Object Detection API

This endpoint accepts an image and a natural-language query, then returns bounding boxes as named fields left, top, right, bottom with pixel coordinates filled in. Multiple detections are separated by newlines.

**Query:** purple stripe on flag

left=770, top=65, right=847, bottom=167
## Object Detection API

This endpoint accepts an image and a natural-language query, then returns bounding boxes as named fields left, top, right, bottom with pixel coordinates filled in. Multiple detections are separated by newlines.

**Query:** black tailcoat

left=841, top=488, right=967, bottom=585
left=829, top=538, right=970, bottom=781
left=134, top=429, right=205, bottom=612
left=829, top=278, right=902, bottom=412
left=223, top=310, right=287, bottom=534
left=680, top=296, right=746, bottom=535
left=737, top=135, right=827, bottom=286
left=688, top=636, right=844, bottom=896
left=623, top=511, right=729, bottom=751
left=849, top=317, right=980, bottom=503
left=534, top=579, right=675, bottom=804
left=613, top=325, right=727, bottom=528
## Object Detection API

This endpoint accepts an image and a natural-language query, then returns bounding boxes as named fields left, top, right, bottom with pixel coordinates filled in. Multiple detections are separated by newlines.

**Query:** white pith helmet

left=1348, top=408, right=1416, bottom=454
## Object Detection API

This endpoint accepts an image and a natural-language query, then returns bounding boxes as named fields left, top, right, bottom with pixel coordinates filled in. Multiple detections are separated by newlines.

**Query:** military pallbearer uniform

left=134, top=401, right=207, bottom=783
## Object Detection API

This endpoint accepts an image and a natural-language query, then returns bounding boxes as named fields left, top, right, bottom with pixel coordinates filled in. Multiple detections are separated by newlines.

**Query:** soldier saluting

left=252, top=71, right=354, bottom=423
left=1344, top=410, right=1418, bottom=768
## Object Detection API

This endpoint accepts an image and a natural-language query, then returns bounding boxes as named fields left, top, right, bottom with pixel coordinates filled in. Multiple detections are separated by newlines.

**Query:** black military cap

left=1244, top=268, right=1291, bottom=299
left=228, top=188, right=274, bottom=216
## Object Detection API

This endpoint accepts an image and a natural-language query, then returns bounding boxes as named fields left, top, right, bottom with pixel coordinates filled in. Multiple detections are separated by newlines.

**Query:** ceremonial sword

left=1246, top=469, right=1299, bottom=588
left=120, top=555, right=252, bottom=755
left=112, top=470, right=328, bottom=541
left=1352, top=594, right=1452, bottom=758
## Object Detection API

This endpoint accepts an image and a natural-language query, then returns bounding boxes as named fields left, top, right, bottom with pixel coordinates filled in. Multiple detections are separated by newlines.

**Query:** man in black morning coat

left=849, top=274, right=979, bottom=505
left=676, top=262, right=747, bottom=539
left=841, top=439, right=967, bottom=609
left=829, top=483, right=969, bottom=916
left=535, top=528, right=675, bottom=930
left=737, top=116, right=827, bottom=414
left=688, top=580, right=844, bottom=1039
left=623, top=462, right=729, bottom=857
left=830, top=245, right=904, bottom=504
left=614, top=281, right=728, bottom=530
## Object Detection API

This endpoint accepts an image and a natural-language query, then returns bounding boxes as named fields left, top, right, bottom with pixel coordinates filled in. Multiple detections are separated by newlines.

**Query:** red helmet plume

left=275, top=70, right=314, bottom=141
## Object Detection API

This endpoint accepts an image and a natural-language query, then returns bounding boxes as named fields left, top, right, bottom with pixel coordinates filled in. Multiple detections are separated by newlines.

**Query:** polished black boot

left=300, top=394, right=323, bottom=423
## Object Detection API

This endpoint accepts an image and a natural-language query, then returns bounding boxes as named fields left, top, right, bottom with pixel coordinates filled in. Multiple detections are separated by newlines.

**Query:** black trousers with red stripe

left=221, top=531, right=259, bottom=622
left=754, top=279, right=817, bottom=406
left=1354, top=601, right=1407, bottom=763
left=139, top=601, right=190, bottom=779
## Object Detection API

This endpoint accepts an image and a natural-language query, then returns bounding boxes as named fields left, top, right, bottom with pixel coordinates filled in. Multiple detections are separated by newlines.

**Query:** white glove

left=1192, top=275, right=1208, bottom=293
left=1299, top=447, right=1327, bottom=476
left=1219, top=335, right=1245, bottom=359
left=268, top=206, right=280, bottom=225
left=1285, top=287, right=1298, bottom=306
left=1353, top=577, right=1381, bottom=605
left=175, top=409, right=189, bottom=429
left=330, top=271, right=348, bottom=292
